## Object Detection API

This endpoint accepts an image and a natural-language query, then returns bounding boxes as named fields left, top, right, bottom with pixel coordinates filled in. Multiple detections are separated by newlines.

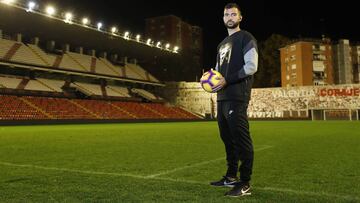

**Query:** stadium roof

left=0, top=5, right=177, bottom=63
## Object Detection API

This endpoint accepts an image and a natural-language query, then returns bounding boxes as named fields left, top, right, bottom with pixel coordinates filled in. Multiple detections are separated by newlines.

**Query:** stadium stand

left=111, top=101, right=165, bottom=119
left=59, top=52, right=89, bottom=72
left=0, top=95, right=49, bottom=120
left=0, top=38, right=47, bottom=66
left=96, top=57, right=121, bottom=76
left=122, top=65, right=143, bottom=80
left=0, top=75, right=63, bottom=93
left=98, top=58, right=124, bottom=77
left=146, top=103, right=196, bottom=119
left=106, top=85, right=131, bottom=98
left=22, top=96, right=95, bottom=119
left=27, top=44, right=53, bottom=66
left=0, top=94, right=199, bottom=120
left=35, top=78, right=65, bottom=92
left=0, top=36, right=162, bottom=84
left=160, top=82, right=360, bottom=120
left=126, top=63, right=159, bottom=82
left=24, top=79, right=54, bottom=92
left=132, top=88, right=163, bottom=101
left=0, top=29, right=200, bottom=122
left=66, top=52, right=96, bottom=73
left=71, top=82, right=104, bottom=97
left=0, top=75, right=23, bottom=89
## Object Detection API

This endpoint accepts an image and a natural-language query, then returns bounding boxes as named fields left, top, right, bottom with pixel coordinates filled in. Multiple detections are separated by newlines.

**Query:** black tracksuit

left=215, top=30, right=258, bottom=181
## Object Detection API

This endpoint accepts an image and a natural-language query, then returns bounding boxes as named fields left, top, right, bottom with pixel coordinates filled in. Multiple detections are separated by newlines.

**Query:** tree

left=254, top=34, right=290, bottom=87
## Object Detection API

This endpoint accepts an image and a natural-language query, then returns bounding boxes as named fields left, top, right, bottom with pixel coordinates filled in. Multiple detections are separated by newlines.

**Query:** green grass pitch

left=0, top=121, right=359, bottom=202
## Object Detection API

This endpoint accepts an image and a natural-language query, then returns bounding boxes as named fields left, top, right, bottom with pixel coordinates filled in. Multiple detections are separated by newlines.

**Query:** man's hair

left=224, top=3, right=241, bottom=15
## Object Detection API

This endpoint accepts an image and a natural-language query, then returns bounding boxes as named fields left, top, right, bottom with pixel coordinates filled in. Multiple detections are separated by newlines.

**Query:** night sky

left=43, top=0, right=359, bottom=68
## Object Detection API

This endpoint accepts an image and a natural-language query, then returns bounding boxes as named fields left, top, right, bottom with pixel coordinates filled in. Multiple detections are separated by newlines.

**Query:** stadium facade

left=159, top=82, right=360, bottom=120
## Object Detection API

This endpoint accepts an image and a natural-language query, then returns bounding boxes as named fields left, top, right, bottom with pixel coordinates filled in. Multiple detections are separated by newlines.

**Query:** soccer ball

left=200, top=69, right=223, bottom=93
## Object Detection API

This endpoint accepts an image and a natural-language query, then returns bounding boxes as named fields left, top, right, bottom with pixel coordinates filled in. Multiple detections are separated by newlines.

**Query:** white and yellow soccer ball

left=200, top=69, right=223, bottom=93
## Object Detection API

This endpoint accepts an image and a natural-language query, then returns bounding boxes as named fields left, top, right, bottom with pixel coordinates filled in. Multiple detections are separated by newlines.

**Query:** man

left=210, top=3, right=258, bottom=197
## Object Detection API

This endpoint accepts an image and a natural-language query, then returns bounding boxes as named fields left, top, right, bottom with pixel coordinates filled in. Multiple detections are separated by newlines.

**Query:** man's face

left=223, top=8, right=242, bottom=29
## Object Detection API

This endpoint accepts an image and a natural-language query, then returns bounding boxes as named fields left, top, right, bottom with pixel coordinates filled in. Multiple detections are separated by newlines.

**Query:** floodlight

left=136, top=34, right=141, bottom=42
left=64, top=12, right=73, bottom=23
left=45, top=6, right=55, bottom=16
left=97, top=22, right=103, bottom=30
left=111, top=26, right=117, bottom=34
left=82, top=18, right=89, bottom=25
left=146, top=38, right=152, bottom=45
left=27, top=1, right=36, bottom=12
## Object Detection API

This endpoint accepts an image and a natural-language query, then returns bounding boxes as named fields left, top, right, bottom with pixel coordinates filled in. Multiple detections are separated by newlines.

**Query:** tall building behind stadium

left=333, top=39, right=353, bottom=84
left=352, top=44, right=360, bottom=84
left=280, top=38, right=360, bottom=87
left=145, top=15, right=203, bottom=82
left=280, top=38, right=334, bottom=87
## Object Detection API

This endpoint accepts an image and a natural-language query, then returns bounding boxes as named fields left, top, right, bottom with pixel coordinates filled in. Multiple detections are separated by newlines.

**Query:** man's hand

left=212, top=75, right=227, bottom=92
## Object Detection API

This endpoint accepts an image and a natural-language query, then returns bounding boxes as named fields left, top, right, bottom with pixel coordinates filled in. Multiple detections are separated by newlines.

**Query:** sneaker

left=210, top=176, right=238, bottom=187
left=224, top=181, right=251, bottom=197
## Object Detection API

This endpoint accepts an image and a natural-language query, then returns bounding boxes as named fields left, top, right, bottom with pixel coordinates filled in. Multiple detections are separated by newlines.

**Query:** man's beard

left=224, top=20, right=240, bottom=29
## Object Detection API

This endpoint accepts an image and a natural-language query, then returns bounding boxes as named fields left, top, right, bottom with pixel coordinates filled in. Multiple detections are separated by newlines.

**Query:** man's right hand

left=212, top=75, right=227, bottom=92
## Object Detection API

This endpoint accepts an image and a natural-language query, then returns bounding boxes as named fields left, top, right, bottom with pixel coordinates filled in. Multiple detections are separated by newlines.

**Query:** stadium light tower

left=45, top=6, right=56, bottom=16
left=82, top=18, right=89, bottom=26
left=1, top=0, right=15, bottom=4
left=27, top=1, right=36, bottom=12
left=64, top=12, right=73, bottom=24
left=97, top=22, right=103, bottom=30
left=136, top=34, right=141, bottom=42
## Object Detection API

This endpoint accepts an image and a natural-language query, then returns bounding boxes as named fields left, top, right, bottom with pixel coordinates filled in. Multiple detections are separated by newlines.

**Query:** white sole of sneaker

left=226, top=192, right=251, bottom=197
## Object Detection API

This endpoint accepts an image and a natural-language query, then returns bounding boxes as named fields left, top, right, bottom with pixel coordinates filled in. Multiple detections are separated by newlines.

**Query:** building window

left=290, top=55, right=296, bottom=61
left=291, top=64, right=297, bottom=70
left=290, top=45, right=296, bottom=51
left=313, top=54, right=326, bottom=60
left=313, top=44, right=321, bottom=51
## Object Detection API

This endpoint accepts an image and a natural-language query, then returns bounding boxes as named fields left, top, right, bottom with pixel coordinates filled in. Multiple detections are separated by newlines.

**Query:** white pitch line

left=146, top=145, right=274, bottom=178
left=0, top=160, right=359, bottom=201
left=0, top=161, right=146, bottom=179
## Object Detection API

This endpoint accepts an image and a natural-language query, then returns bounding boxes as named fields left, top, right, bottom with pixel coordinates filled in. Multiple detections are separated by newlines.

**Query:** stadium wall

left=159, top=82, right=360, bottom=119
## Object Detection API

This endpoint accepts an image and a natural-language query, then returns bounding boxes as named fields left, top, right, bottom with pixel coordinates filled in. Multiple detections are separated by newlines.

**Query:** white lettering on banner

left=272, top=89, right=317, bottom=98
left=248, top=111, right=284, bottom=118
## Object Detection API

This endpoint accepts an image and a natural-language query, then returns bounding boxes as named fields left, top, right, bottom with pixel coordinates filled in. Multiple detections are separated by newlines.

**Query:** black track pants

left=217, top=101, right=254, bottom=181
